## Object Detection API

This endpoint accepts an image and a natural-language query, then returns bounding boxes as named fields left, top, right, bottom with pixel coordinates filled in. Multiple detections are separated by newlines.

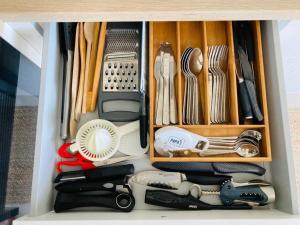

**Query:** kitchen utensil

left=55, top=178, right=123, bottom=193
left=130, top=171, right=231, bottom=188
left=91, top=22, right=107, bottom=111
left=145, top=189, right=251, bottom=210
left=98, top=22, right=142, bottom=122
left=162, top=53, right=170, bottom=125
left=75, top=22, right=87, bottom=121
left=189, top=48, right=204, bottom=124
left=207, top=129, right=262, bottom=144
left=55, top=177, right=125, bottom=193
left=82, top=22, right=95, bottom=113
left=86, top=22, right=100, bottom=112
left=152, top=162, right=266, bottom=176
left=54, top=164, right=134, bottom=183
left=67, top=119, right=139, bottom=161
left=188, top=179, right=274, bottom=206
left=233, top=22, right=253, bottom=121
left=238, top=46, right=263, bottom=122
left=154, top=55, right=163, bottom=125
left=208, top=45, right=229, bottom=124
left=200, top=142, right=260, bottom=157
left=154, top=126, right=209, bottom=157
left=154, top=43, right=177, bottom=125
left=69, top=23, right=80, bottom=138
left=169, top=53, right=177, bottom=124
left=54, top=190, right=135, bottom=212
left=56, top=142, right=138, bottom=172
left=139, top=21, right=148, bottom=148
left=181, top=47, right=203, bottom=124
left=59, top=22, right=76, bottom=140
left=220, top=180, right=275, bottom=206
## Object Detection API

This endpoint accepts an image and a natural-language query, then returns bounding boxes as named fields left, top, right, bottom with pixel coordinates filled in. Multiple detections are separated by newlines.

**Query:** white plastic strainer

left=69, top=119, right=139, bottom=161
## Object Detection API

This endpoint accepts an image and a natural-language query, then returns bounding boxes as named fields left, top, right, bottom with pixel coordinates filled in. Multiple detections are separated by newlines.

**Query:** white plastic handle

left=118, top=120, right=140, bottom=137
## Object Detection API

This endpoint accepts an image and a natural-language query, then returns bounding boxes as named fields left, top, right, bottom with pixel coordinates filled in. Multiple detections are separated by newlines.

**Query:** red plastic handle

left=56, top=143, right=95, bottom=172
left=56, top=160, right=95, bottom=173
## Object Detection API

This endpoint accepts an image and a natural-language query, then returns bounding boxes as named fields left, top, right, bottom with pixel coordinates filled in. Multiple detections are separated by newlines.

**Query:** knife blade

left=152, top=162, right=266, bottom=176
left=130, top=171, right=231, bottom=189
left=54, top=164, right=134, bottom=183
left=238, top=46, right=263, bottom=122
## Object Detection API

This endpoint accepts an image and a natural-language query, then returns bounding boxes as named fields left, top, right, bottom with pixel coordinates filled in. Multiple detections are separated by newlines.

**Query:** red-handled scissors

left=56, top=143, right=138, bottom=173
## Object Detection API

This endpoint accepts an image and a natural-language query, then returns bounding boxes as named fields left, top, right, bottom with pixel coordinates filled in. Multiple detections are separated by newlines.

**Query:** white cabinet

left=13, top=21, right=300, bottom=224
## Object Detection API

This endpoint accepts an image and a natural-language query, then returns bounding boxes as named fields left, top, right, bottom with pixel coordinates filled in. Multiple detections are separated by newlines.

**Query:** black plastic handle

left=139, top=114, right=148, bottom=148
left=55, top=178, right=124, bottom=193
left=185, top=174, right=231, bottom=185
left=54, top=164, right=134, bottom=183
left=85, top=164, right=134, bottom=181
left=145, top=190, right=213, bottom=210
left=145, top=190, right=252, bottom=210
left=54, top=192, right=135, bottom=213
left=244, top=80, right=263, bottom=122
left=238, top=79, right=253, bottom=120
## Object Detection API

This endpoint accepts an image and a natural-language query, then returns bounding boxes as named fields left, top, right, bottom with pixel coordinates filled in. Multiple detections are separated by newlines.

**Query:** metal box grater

left=98, top=22, right=142, bottom=122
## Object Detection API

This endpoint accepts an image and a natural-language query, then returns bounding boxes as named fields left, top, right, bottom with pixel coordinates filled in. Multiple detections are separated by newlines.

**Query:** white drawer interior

left=20, top=21, right=300, bottom=223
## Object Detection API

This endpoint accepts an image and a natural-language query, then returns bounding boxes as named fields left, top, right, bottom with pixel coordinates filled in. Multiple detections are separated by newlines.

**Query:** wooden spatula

left=82, top=22, right=95, bottom=113
left=86, top=22, right=100, bottom=112
left=90, top=22, right=107, bottom=112
left=75, top=22, right=86, bottom=121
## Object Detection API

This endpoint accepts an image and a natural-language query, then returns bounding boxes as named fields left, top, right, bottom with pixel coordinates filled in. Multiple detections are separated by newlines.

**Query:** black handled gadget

left=54, top=191, right=135, bottom=212
left=145, top=190, right=251, bottom=210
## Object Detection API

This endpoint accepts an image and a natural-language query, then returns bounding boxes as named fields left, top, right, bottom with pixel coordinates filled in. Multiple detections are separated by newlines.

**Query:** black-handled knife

left=238, top=46, right=263, bottom=122
left=233, top=22, right=253, bottom=120
left=152, top=162, right=266, bottom=176
left=54, top=164, right=134, bottom=183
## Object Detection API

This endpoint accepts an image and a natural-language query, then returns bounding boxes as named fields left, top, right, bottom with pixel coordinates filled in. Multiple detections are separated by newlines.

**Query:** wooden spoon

left=82, top=22, right=95, bottom=113
left=75, top=22, right=86, bottom=121
left=86, top=22, right=100, bottom=112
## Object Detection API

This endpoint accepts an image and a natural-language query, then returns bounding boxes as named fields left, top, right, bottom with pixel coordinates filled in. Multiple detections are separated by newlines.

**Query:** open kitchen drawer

left=13, top=21, right=300, bottom=224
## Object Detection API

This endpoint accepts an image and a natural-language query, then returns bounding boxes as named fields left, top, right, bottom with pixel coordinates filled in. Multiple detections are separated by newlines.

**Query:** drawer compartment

left=14, top=21, right=299, bottom=224
left=149, top=21, right=271, bottom=162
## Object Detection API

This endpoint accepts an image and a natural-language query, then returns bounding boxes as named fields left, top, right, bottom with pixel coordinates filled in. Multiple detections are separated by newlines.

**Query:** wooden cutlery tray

left=149, top=21, right=271, bottom=162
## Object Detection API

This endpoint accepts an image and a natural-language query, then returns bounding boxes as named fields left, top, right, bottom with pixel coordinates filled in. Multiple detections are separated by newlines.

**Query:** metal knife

left=139, top=21, right=148, bottom=148
left=54, top=164, right=134, bottom=183
left=238, top=46, right=263, bottom=122
left=152, top=162, right=266, bottom=176
left=130, top=171, right=231, bottom=189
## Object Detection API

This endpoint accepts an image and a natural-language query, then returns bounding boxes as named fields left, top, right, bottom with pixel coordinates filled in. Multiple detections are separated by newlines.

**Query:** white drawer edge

left=262, top=21, right=299, bottom=214
left=14, top=210, right=300, bottom=225
left=29, top=23, right=63, bottom=216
